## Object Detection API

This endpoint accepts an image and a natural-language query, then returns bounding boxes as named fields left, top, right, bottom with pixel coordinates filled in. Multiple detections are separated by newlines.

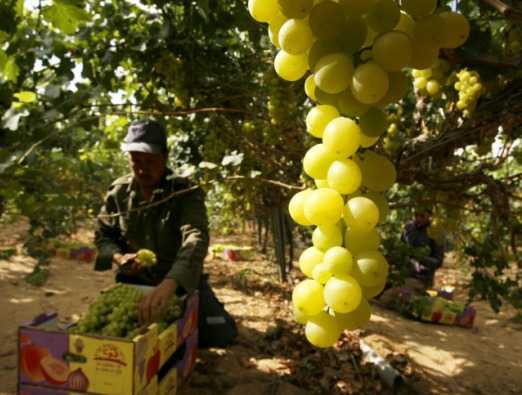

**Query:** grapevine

left=248, top=0, right=470, bottom=348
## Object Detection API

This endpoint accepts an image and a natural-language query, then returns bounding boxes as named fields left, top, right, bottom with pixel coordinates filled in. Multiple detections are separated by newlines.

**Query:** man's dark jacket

left=94, top=170, right=209, bottom=293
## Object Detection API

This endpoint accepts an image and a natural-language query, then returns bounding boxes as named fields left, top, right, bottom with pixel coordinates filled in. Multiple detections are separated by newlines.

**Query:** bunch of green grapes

left=454, top=69, right=483, bottom=117
left=136, top=249, right=157, bottom=267
left=72, top=284, right=143, bottom=337
left=248, top=0, right=470, bottom=348
left=71, top=285, right=183, bottom=339
left=411, top=59, right=450, bottom=97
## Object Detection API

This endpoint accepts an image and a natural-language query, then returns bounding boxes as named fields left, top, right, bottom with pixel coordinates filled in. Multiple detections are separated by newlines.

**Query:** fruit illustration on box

left=20, top=344, right=50, bottom=382
left=40, top=355, right=69, bottom=385
left=146, top=348, right=160, bottom=381
left=68, top=368, right=89, bottom=391
left=20, top=334, right=32, bottom=347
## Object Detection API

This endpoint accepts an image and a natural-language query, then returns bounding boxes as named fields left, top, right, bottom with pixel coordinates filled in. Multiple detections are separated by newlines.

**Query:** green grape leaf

left=0, top=52, right=20, bottom=82
left=42, top=1, right=91, bottom=35
left=14, top=91, right=37, bottom=103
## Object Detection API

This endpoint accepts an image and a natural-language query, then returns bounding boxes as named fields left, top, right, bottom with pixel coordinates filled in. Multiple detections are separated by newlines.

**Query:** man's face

left=128, top=151, right=167, bottom=188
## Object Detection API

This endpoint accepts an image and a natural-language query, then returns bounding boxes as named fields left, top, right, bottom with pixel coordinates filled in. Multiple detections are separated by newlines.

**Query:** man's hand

left=113, top=252, right=140, bottom=275
left=139, top=278, right=177, bottom=324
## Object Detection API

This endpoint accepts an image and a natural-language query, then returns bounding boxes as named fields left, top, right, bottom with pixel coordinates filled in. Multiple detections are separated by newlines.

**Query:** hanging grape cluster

left=248, top=0, right=469, bottom=348
left=454, top=68, right=483, bottom=117
left=70, top=285, right=182, bottom=339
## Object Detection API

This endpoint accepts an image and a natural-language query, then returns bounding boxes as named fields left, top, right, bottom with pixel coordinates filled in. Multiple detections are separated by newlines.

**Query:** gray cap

left=121, top=119, right=168, bottom=154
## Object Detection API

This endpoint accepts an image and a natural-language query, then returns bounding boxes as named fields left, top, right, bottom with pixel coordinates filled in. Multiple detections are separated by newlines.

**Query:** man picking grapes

left=94, top=119, right=236, bottom=346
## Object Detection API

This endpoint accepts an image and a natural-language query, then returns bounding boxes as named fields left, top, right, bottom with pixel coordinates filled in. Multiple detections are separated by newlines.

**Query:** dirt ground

left=1, top=224, right=521, bottom=394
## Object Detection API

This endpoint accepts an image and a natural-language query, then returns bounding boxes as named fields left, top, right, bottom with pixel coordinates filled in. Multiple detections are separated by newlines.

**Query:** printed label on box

left=68, top=335, right=134, bottom=394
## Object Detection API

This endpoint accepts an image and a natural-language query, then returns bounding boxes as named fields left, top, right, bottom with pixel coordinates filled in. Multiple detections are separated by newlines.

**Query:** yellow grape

left=338, top=0, right=376, bottom=16
left=413, top=15, right=444, bottom=48
left=268, top=12, right=287, bottom=48
left=361, top=280, right=386, bottom=299
left=324, top=274, right=362, bottom=313
left=289, top=189, right=314, bottom=226
left=344, top=196, right=380, bottom=231
left=340, top=16, right=368, bottom=54
left=292, top=279, right=325, bottom=316
left=395, top=11, right=415, bottom=38
left=314, top=53, right=354, bottom=94
left=414, top=77, right=428, bottom=90
left=362, top=191, right=389, bottom=223
left=322, top=117, right=361, bottom=158
left=372, top=31, right=412, bottom=72
left=315, top=178, right=329, bottom=188
left=337, top=89, right=370, bottom=118
left=312, top=262, right=333, bottom=284
left=359, top=107, right=387, bottom=138
left=304, top=74, right=317, bottom=101
left=306, top=105, right=339, bottom=138
left=312, top=223, right=343, bottom=250
left=365, top=0, right=400, bottom=33
left=309, top=1, right=346, bottom=40
left=415, top=67, right=432, bottom=78
left=279, top=18, right=314, bottom=54
left=307, top=40, right=343, bottom=70
left=359, top=134, right=379, bottom=148
left=299, top=246, right=325, bottom=277
left=278, top=0, right=314, bottom=19
left=344, top=227, right=380, bottom=256
left=305, top=312, right=341, bottom=348
left=352, top=62, right=389, bottom=104
left=315, top=88, right=342, bottom=107
left=409, top=39, right=439, bottom=69
left=426, top=79, right=440, bottom=95
left=334, top=297, right=371, bottom=330
left=355, top=250, right=389, bottom=287
left=400, top=0, right=437, bottom=19
left=439, top=11, right=470, bottom=49
left=323, top=246, right=353, bottom=276
left=274, top=50, right=308, bottom=81
left=248, top=0, right=280, bottom=23
left=303, top=143, right=336, bottom=179
left=304, top=188, right=344, bottom=225
left=356, top=150, right=397, bottom=192
left=377, top=72, right=408, bottom=107
left=327, top=159, right=362, bottom=195
left=293, top=304, right=310, bottom=324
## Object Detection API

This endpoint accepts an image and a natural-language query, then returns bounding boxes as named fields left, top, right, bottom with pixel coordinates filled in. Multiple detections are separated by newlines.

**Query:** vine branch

left=480, top=0, right=522, bottom=22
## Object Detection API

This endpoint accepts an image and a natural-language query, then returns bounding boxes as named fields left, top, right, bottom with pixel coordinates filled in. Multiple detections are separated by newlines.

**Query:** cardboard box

left=158, top=329, right=198, bottom=395
left=18, top=289, right=198, bottom=395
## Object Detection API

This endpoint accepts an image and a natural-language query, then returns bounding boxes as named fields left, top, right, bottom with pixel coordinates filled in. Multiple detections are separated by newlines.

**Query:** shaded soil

left=0, top=224, right=521, bottom=394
